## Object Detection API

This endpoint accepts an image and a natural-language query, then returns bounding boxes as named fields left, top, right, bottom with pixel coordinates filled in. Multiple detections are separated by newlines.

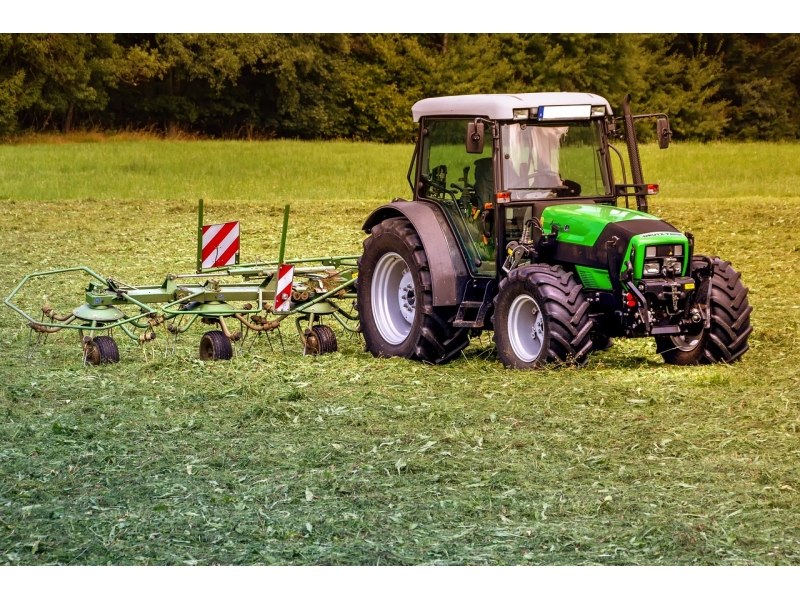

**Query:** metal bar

left=4, top=267, right=146, bottom=332
left=118, top=324, right=141, bottom=341
left=196, top=198, right=204, bottom=273
left=173, top=264, right=348, bottom=280
left=199, top=255, right=360, bottom=273
left=331, top=312, right=359, bottom=332
left=278, top=204, right=290, bottom=265
left=622, top=94, right=646, bottom=213
left=119, top=292, right=158, bottom=314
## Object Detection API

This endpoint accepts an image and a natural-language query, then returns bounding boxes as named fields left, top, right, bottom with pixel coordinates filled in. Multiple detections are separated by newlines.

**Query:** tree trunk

left=62, top=103, right=75, bottom=134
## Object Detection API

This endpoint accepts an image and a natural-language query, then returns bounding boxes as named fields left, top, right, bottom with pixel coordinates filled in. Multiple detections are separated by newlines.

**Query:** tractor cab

left=411, top=93, right=619, bottom=278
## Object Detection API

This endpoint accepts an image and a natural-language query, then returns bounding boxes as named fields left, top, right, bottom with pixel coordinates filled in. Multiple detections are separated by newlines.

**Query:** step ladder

left=453, top=283, right=494, bottom=328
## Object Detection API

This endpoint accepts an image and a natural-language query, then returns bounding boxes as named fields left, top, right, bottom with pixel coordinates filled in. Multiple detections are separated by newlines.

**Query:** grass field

left=0, top=140, right=799, bottom=565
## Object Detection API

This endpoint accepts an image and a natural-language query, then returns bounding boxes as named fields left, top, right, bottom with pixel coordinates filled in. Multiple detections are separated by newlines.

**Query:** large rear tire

left=357, top=217, right=469, bottom=364
left=492, top=264, right=593, bottom=369
left=657, top=256, right=753, bottom=365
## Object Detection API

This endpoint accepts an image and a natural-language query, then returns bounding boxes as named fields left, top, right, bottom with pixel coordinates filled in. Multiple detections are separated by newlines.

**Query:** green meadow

left=0, top=140, right=798, bottom=565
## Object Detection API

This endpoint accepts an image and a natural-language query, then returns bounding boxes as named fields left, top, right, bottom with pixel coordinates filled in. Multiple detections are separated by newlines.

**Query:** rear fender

left=362, top=200, right=469, bottom=306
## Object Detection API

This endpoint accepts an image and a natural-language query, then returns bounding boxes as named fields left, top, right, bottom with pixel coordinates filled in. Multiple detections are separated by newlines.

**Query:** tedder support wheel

left=657, top=256, right=753, bottom=365
left=492, top=264, right=593, bottom=369
left=305, top=324, right=338, bottom=355
left=199, top=330, right=233, bottom=361
left=85, top=336, right=120, bottom=366
left=357, top=217, right=469, bottom=364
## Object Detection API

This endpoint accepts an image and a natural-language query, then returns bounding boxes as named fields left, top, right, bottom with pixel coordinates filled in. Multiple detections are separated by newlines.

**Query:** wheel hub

left=371, top=252, right=415, bottom=345
left=670, top=329, right=704, bottom=352
left=398, top=270, right=416, bottom=325
left=508, top=294, right=545, bottom=363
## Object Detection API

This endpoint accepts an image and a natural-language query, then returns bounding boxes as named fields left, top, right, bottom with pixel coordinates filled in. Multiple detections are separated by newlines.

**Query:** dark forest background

left=1, top=34, right=798, bottom=142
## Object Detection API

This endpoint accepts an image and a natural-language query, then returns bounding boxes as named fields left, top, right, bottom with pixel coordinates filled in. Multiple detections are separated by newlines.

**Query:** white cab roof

left=412, top=92, right=613, bottom=122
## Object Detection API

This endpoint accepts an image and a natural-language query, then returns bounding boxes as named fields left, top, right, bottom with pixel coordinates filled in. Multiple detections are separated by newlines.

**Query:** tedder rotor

left=5, top=201, right=360, bottom=365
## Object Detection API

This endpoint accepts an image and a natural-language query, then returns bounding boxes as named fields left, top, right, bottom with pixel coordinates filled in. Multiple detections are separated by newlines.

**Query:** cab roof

left=412, top=92, right=613, bottom=122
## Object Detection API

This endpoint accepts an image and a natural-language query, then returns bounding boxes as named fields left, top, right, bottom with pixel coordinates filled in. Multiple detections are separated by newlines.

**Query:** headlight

left=643, top=261, right=661, bottom=276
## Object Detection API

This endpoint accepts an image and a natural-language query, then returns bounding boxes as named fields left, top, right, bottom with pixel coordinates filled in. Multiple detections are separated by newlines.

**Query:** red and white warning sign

left=201, top=221, right=240, bottom=269
left=274, top=264, right=294, bottom=312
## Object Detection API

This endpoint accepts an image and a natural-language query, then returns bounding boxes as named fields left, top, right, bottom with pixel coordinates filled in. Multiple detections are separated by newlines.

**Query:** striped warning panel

left=201, top=221, right=240, bottom=269
left=274, top=264, right=294, bottom=312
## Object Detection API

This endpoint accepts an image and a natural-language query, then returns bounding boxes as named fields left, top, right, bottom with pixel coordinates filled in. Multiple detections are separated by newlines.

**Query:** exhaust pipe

left=622, top=94, right=647, bottom=213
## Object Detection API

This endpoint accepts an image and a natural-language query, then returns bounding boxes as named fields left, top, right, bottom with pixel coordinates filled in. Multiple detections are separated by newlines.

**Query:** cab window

left=419, top=119, right=495, bottom=275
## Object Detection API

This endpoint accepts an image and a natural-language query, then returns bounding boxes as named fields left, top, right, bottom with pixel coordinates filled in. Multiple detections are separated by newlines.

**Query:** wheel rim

left=670, top=329, right=704, bottom=352
left=200, top=335, right=214, bottom=360
left=507, top=293, right=545, bottom=363
left=371, top=252, right=415, bottom=345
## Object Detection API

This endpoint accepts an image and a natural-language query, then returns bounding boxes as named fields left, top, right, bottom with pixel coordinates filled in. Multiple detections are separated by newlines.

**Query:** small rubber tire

left=657, top=256, right=753, bottom=365
left=357, top=217, right=469, bottom=364
left=86, top=336, right=120, bottom=366
left=306, top=324, right=338, bottom=355
left=199, top=330, right=233, bottom=361
left=492, top=264, right=593, bottom=369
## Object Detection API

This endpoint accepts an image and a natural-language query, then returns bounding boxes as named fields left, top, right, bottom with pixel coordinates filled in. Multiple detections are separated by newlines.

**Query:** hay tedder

left=5, top=201, right=360, bottom=364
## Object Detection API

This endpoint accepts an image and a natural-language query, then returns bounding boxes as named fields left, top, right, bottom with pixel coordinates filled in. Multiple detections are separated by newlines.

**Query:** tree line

left=1, top=34, right=798, bottom=142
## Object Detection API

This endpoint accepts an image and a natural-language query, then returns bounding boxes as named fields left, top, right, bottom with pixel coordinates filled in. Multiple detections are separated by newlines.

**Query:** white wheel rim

left=670, top=330, right=703, bottom=351
left=371, top=252, right=415, bottom=345
left=508, top=293, right=545, bottom=363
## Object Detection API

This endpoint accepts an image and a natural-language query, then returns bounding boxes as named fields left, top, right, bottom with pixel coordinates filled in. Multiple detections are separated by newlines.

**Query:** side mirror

left=657, top=117, right=672, bottom=149
left=466, top=121, right=485, bottom=154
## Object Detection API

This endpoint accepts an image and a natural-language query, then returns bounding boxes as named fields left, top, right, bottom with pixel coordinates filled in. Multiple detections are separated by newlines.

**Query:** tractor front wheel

left=492, top=264, right=593, bottom=369
left=657, top=256, right=752, bottom=365
left=357, top=217, right=469, bottom=364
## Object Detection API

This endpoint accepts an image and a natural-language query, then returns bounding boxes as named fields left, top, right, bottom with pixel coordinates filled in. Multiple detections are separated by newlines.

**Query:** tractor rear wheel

left=657, top=256, right=752, bottom=365
left=493, top=264, right=593, bottom=369
left=199, top=330, right=233, bottom=361
left=357, top=217, right=469, bottom=364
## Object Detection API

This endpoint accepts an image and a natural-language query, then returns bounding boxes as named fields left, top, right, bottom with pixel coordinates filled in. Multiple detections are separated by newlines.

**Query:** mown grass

left=0, top=141, right=799, bottom=565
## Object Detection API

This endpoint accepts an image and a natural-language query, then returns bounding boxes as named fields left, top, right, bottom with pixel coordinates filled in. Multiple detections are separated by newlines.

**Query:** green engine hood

left=541, top=204, right=661, bottom=247
left=539, top=203, right=689, bottom=287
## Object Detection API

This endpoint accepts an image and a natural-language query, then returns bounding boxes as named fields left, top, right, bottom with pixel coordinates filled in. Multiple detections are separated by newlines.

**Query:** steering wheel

left=556, top=179, right=582, bottom=197
left=421, top=175, right=456, bottom=200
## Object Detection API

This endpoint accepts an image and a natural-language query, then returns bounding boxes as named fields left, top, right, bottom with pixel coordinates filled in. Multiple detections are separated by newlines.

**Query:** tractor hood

left=540, top=203, right=689, bottom=286
left=541, top=204, right=664, bottom=247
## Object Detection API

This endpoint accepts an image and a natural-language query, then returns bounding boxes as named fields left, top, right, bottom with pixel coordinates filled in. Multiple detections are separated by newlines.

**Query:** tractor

left=356, top=93, right=753, bottom=369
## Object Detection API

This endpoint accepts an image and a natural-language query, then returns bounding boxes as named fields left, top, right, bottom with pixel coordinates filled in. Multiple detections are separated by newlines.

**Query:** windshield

left=501, top=121, right=609, bottom=200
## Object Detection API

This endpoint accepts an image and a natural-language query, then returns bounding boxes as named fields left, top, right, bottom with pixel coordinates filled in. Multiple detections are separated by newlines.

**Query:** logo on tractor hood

left=640, top=232, right=680, bottom=238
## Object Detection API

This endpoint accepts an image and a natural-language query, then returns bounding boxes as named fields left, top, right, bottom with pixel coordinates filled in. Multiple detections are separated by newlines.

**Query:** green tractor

left=357, top=93, right=753, bottom=369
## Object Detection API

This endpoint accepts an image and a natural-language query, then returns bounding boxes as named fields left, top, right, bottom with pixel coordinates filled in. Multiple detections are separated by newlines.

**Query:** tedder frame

left=5, top=201, right=360, bottom=365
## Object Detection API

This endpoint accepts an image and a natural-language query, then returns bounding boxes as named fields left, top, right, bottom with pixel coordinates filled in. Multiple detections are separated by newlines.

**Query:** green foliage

left=1, top=34, right=799, bottom=141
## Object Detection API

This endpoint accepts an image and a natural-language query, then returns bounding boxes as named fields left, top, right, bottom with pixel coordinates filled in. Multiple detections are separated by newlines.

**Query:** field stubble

left=0, top=141, right=799, bottom=565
